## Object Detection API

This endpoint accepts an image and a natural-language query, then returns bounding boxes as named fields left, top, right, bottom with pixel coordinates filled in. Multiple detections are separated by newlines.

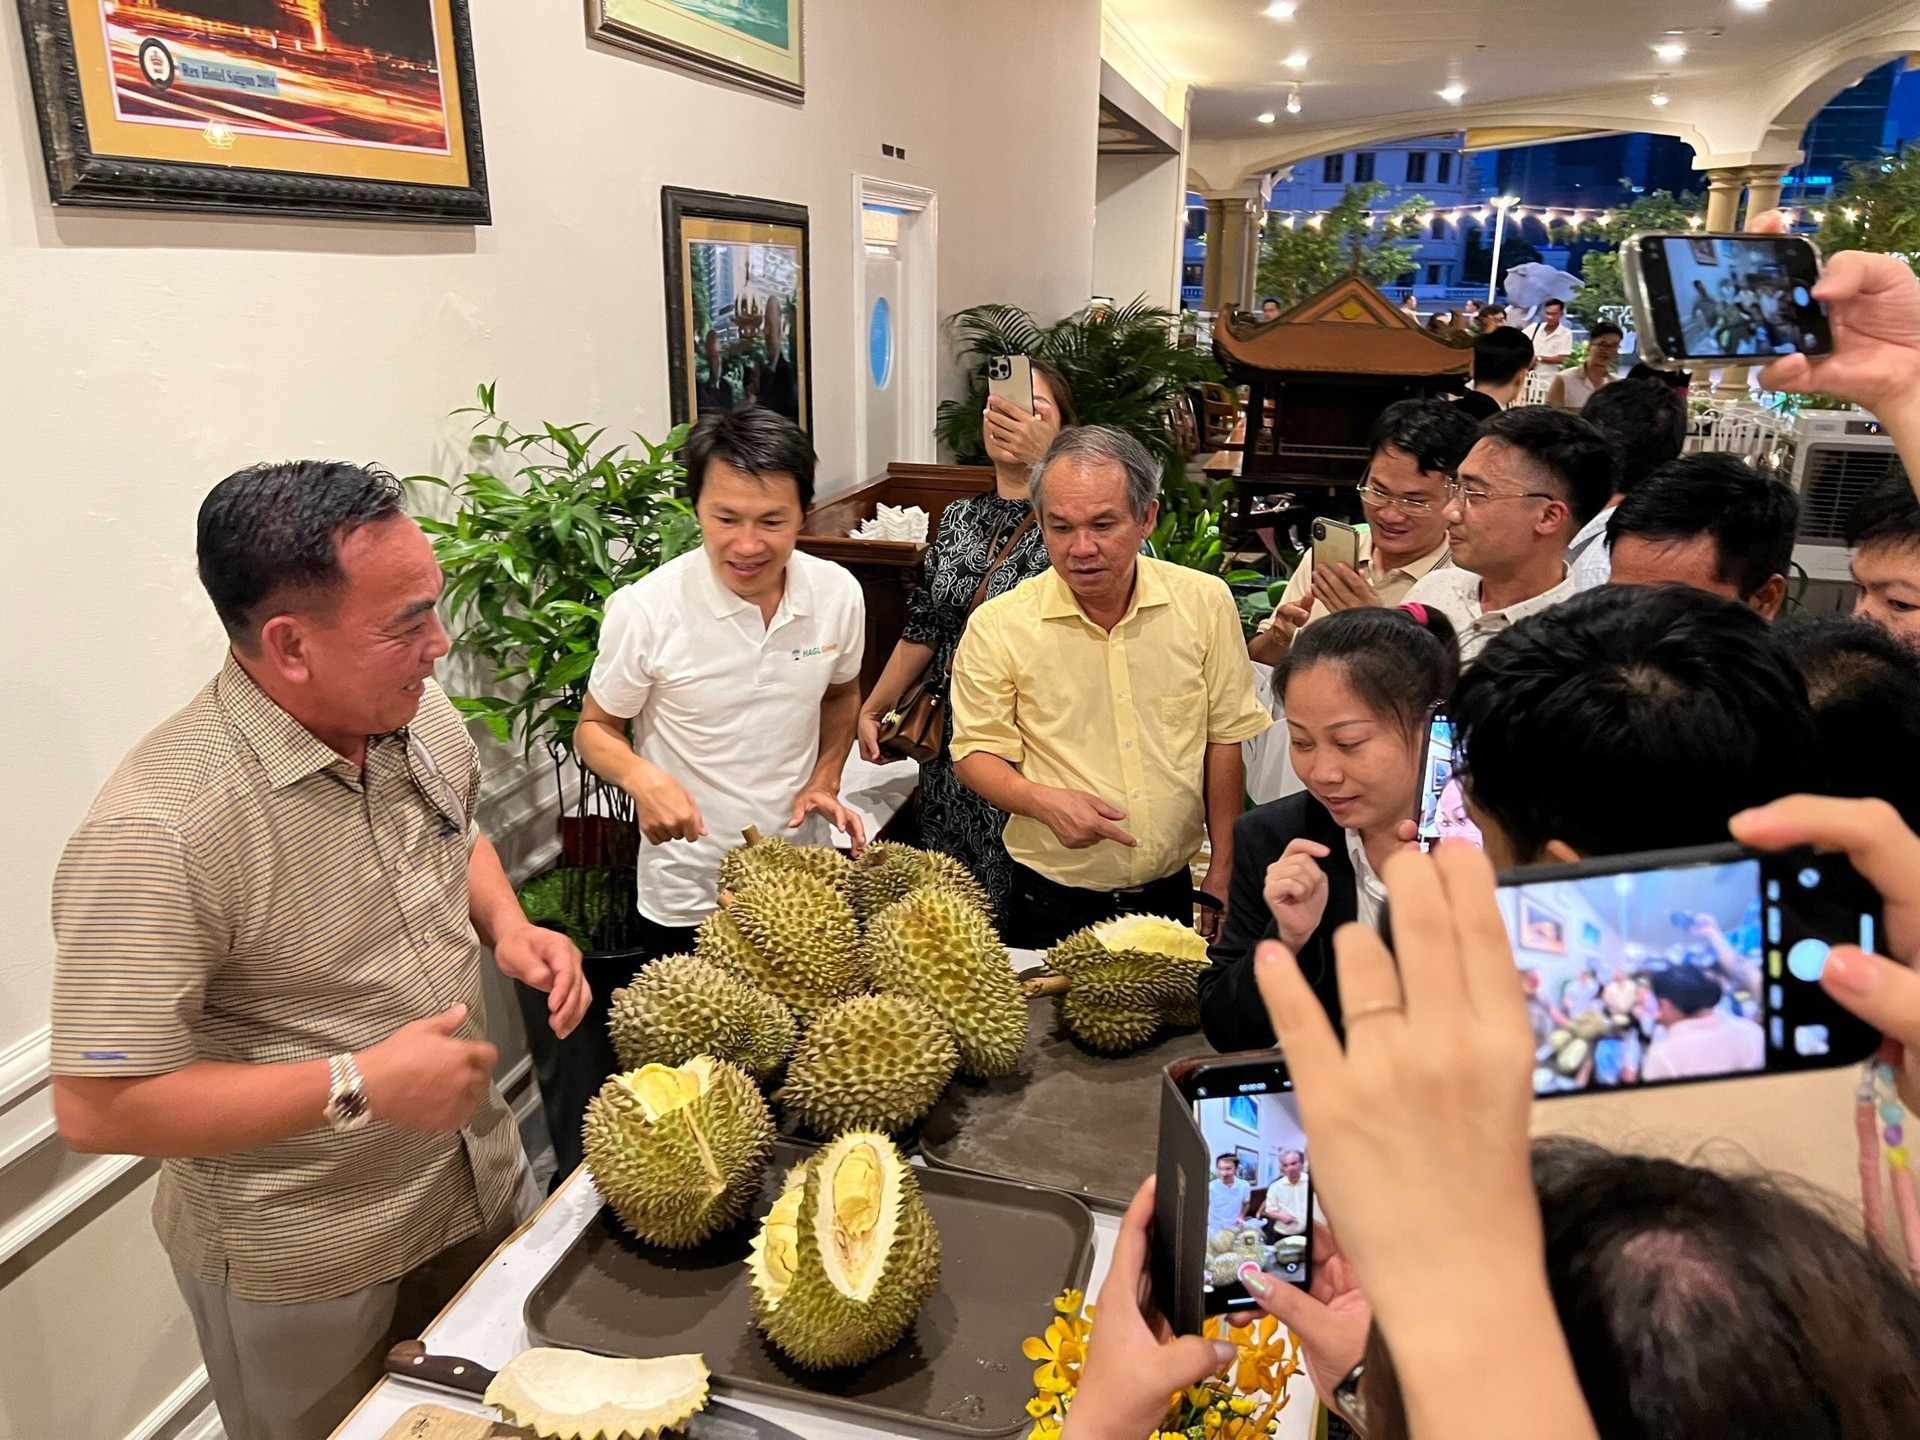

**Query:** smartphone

left=1502, top=843, right=1880, bottom=1099
left=1154, top=1055, right=1311, bottom=1333
left=985, top=353, right=1036, bottom=415
left=1310, top=517, right=1361, bottom=574
left=1622, top=231, right=1832, bottom=366
left=1414, top=707, right=1482, bottom=853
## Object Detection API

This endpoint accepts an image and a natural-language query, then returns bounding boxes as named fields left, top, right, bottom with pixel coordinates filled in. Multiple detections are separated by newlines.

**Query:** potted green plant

left=410, top=383, right=698, bottom=952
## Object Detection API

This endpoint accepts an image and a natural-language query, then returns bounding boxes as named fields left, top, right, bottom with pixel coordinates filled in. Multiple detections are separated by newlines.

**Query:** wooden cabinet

left=798, top=463, right=994, bottom=695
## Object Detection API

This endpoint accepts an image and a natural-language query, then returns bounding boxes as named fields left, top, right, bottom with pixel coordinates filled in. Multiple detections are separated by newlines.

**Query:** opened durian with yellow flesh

left=779, top=993, right=959, bottom=1136
left=608, top=953, right=796, bottom=1080
left=748, top=1132, right=942, bottom=1368
left=583, top=1056, right=775, bottom=1248
left=696, top=871, right=863, bottom=1022
left=1031, top=914, right=1210, bottom=1053
left=863, top=887, right=1026, bottom=1077
left=484, top=1348, right=710, bottom=1440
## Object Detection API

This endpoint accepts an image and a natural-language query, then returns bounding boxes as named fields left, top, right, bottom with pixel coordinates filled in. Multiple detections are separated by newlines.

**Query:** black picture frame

left=13, top=0, right=491, bottom=223
left=662, top=185, right=813, bottom=435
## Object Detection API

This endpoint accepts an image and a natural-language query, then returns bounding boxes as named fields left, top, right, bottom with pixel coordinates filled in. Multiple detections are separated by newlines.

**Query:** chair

left=1199, top=382, right=1241, bottom=450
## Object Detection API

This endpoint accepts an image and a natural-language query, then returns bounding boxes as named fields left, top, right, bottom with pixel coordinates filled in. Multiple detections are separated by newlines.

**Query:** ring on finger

left=1344, top=999, right=1405, bottom=1025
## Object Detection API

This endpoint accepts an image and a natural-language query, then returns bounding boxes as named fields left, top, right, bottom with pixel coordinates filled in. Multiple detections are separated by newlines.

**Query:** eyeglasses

left=1354, top=480, right=1445, bottom=514
left=405, top=730, right=469, bottom=837
left=1445, top=479, right=1555, bottom=509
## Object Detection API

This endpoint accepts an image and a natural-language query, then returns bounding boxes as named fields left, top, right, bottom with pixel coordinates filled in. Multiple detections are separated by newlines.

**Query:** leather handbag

left=877, top=512, right=1037, bottom=764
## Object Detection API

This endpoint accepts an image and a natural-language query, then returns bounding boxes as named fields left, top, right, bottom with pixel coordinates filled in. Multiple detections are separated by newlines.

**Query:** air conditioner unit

left=1788, top=409, right=1900, bottom=583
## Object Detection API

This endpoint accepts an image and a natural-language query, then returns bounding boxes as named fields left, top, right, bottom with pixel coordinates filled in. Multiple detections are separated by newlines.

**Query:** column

left=1198, top=177, right=1273, bottom=314
left=1744, top=169, right=1788, bottom=224
left=1704, top=169, right=1747, bottom=233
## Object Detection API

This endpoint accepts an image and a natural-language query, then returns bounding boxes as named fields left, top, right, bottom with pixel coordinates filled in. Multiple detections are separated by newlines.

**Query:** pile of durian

left=581, top=837, right=1211, bottom=1372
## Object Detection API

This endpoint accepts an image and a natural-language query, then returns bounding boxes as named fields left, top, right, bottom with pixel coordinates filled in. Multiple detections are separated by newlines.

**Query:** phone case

left=1310, top=519, right=1361, bottom=574
left=1623, top=230, right=1827, bottom=368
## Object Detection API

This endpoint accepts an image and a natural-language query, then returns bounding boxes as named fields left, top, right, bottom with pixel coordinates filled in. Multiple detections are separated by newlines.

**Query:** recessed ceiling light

left=1651, top=91, right=1670, bottom=106
left=1264, top=1, right=1298, bottom=18
left=1653, top=42, right=1687, bottom=61
left=1257, top=111, right=1276, bottom=124
left=1286, top=86, right=1302, bottom=113
left=1282, top=50, right=1309, bottom=68
left=1733, top=0, right=1768, bottom=10
left=1438, top=83, right=1467, bottom=103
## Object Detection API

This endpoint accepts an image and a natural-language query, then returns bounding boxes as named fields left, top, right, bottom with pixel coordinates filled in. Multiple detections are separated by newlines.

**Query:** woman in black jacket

left=1200, top=604, right=1459, bottom=1051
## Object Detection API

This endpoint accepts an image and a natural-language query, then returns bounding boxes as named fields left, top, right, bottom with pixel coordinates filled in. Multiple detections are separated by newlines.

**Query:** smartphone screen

left=1189, top=1071, right=1310, bottom=1312
left=1501, top=845, right=1879, bottom=1098
left=1416, top=712, right=1482, bottom=853
left=1634, top=233, right=1830, bottom=362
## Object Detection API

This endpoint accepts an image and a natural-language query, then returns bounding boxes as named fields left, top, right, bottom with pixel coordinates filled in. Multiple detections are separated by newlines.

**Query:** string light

left=1688, top=214, right=1705, bottom=229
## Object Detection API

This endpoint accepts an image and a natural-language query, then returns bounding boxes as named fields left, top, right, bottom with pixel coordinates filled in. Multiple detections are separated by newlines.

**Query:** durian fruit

left=747, top=1131, right=942, bottom=1368
left=584, top=1057, right=775, bottom=1248
left=863, top=889, right=1026, bottom=1077
left=483, top=1348, right=709, bottom=1439
left=695, top=872, right=863, bottom=1022
left=1206, top=1252, right=1245, bottom=1288
left=780, top=994, right=958, bottom=1136
left=608, top=954, right=796, bottom=1080
left=848, top=842, right=995, bottom=925
left=720, top=834, right=852, bottom=899
left=1207, top=1228, right=1238, bottom=1257
left=1028, top=915, right=1211, bottom=1054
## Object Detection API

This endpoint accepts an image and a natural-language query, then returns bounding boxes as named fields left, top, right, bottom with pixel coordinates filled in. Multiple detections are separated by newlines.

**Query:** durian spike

left=1021, top=975, right=1072, bottom=999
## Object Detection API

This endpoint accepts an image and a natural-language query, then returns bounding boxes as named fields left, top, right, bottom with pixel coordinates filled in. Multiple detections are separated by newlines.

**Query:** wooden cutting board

left=379, top=1404, right=531, bottom=1440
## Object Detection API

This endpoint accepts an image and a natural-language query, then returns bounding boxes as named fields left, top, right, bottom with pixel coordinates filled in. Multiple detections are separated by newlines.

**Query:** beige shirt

left=50, top=657, right=525, bottom=1302
left=1401, top=563, right=1578, bottom=664
left=1260, top=530, right=1451, bottom=631
left=951, top=558, right=1271, bottom=890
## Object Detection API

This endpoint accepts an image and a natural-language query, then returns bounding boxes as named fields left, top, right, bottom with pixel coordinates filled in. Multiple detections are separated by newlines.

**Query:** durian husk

left=483, top=1348, right=709, bottom=1440
left=609, top=954, right=796, bottom=1080
left=1034, top=919, right=1211, bottom=1053
left=863, top=889, right=1026, bottom=1077
left=695, top=873, right=863, bottom=1022
left=747, top=1132, right=941, bottom=1368
left=719, top=835, right=853, bottom=899
left=848, top=842, right=995, bottom=926
left=781, top=994, right=958, bottom=1136
left=584, top=1057, right=775, bottom=1248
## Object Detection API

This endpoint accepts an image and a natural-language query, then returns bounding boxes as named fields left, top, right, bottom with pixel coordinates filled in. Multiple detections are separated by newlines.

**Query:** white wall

left=1092, top=151, right=1186, bottom=310
left=0, top=3, right=1099, bottom=1434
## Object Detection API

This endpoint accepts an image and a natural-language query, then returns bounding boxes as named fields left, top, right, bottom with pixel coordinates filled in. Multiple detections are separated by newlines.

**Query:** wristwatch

left=324, top=1053, right=372, bottom=1133
left=1331, top=1360, right=1368, bottom=1436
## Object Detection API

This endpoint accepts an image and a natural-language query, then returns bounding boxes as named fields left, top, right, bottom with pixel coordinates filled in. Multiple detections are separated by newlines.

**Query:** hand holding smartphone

left=985, top=353, right=1036, bottom=415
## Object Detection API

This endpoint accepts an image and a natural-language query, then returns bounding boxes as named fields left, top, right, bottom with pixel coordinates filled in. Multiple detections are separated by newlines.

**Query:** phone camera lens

left=1797, top=866, right=1821, bottom=890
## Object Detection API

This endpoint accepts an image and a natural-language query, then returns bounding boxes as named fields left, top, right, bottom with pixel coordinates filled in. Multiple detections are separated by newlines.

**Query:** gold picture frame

left=589, top=0, right=802, bottom=101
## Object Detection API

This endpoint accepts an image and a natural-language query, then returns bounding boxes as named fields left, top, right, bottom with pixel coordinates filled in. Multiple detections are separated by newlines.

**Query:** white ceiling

left=1108, top=0, right=1909, bottom=142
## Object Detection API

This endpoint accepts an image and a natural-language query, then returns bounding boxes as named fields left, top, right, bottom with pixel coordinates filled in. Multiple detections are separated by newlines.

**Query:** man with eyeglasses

left=1247, top=399, right=1474, bottom=667
left=48, top=462, right=587, bottom=1440
left=1401, top=407, right=1615, bottom=663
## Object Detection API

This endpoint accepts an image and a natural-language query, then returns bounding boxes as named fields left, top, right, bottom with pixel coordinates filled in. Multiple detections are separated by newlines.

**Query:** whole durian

left=696, top=872, right=864, bottom=1022
left=780, top=994, right=958, bottom=1136
left=584, top=1057, right=775, bottom=1248
left=609, top=954, right=796, bottom=1080
left=720, top=835, right=853, bottom=898
left=848, top=842, right=995, bottom=925
left=747, top=1131, right=941, bottom=1368
left=1032, top=915, right=1211, bottom=1054
left=863, top=889, right=1026, bottom=1077
left=1207, top=1252, right=1244, bottom=1288
left=1207, top=1228, right=1238, bottom=1257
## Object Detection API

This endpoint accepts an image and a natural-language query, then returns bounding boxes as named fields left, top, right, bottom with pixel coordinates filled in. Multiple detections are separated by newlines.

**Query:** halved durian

left=483, top=1347, right=709, bottom=1439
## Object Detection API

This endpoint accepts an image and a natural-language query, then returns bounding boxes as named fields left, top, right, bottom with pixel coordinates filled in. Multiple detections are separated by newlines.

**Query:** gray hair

left=1029, top=425, right=1161, bottom=522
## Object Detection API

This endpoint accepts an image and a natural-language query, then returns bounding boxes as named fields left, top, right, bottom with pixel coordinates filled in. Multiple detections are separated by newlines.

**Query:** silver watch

left=1331, top=1360, right=1368, bottom=1436
left=324, top=1053, right=372, bottom=1133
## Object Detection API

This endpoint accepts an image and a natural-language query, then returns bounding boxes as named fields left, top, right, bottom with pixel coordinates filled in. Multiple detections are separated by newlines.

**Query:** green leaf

left=544, top=651, right=597, bottom=688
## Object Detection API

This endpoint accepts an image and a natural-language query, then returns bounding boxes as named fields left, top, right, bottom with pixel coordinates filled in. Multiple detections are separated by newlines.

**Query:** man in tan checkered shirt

left=49, top=462, right=589, bottom=1440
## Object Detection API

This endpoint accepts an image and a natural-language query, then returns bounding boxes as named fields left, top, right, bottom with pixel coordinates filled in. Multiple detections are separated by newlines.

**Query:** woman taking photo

left=1198, top=604, right=1458, bottom=1051
left=857, top=361, right=1076, bottom=914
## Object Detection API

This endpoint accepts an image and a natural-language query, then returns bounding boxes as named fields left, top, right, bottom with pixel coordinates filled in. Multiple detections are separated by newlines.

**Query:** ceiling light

left=1653, top=42, right=1687, bottom=61
left=1286, top=86, right=1303, bottom=113
left=1438, top=82, right=1467, bottom=103
left=1257, top=111, right=1276, bottom=124
left=1264, top=1, right=1297, bottom=17
left=1650, top=90, right=1670, bottom=106
left=1283, top=51, right=1309, bottom=68
left=1733, top=0, right=1768, bottom=10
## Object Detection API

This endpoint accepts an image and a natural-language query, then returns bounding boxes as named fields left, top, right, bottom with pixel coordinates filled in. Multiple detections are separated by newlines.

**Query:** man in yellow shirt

left=951, top=426, right=1271, bottom=948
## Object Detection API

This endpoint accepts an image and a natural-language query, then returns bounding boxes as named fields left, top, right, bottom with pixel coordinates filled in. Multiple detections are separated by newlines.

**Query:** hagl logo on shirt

left=789, top=642, right=839, bottom=660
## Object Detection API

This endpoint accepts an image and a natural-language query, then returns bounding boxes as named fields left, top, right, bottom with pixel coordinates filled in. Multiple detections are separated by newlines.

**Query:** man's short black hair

left=1604, top=453, right=1799, bottom=599
left=1581, top=378, right=1689, bottom=496
left=1473, top=326, right=1536, bottom=386
left=1648, top=965, right=1726, bottom=1018
left=1777, top=613, right=1920, bottom=830
left=1260, top=295, right=1282, bottom=310
left=1587, top=321, right=1624, bottom=342
left=1475, top=406, right=1616, bottom=528
left=1216, top=1153, right=1239, bottom=1167
left=683, top=404, right=817, bottom=512
left=1452, top=586, right=1821, bottom=861
left=1482, top=303, right=1508, bottom=317
left=1367, top=398, right=1479, bottom=478
left=1844, top=468, right=1920, bottom=554
left=1542, top=298, right=1566, bottom=311
left=196, top=461, right=405, bottom=650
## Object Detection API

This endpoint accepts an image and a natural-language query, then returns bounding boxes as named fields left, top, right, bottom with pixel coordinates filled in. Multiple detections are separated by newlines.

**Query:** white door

left=863, top=206, right=905, bottom=480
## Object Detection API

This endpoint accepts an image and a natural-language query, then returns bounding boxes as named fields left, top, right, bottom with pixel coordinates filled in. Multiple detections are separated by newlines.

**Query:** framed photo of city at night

left=590, top=0, right=802, bottom=102
left=662, top=186, right=812, bottom=435
left=13, top=0, right=490, bottom=223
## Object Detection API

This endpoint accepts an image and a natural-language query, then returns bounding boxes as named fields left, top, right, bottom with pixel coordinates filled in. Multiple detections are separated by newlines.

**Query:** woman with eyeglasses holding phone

left=1247, top=401, right=1473, bottom=668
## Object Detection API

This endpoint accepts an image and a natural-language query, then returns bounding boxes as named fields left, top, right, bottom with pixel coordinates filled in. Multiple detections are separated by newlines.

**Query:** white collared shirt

left=1567, top=504, right=1616, bottom=591
left=589, top=548, right=865, bottom=926
left=1523, top=320, right=1575, bottom=361
left=1263, top=1173, right=1311, bottom=1236
left=1402, top=562, right=1578, bottom=664
left=1347, top=829, right=1387, bottom=931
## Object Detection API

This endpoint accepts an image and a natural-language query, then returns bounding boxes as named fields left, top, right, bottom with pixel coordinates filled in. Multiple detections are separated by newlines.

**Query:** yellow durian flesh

left=819, top=1139, right=892, bottom=1303
left=624, top=1057, right=712, bottom=1121
left=1092, top=914, right=1210, bottom=963
left=483, top=1347, right=709, bottom=1440
left=748, top=1164, right=808, bottom=1311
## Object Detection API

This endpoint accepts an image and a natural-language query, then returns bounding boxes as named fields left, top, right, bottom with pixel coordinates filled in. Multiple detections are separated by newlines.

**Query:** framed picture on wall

left=1519, top=895, right=1569, bottom=955
left=13, top=0, right=490, bottom=222
left=590, top=0, right=802, bottom=101
left=1224, top=1094, right=1258, bottom=1134
left=663, top=186, right=812, bottom=434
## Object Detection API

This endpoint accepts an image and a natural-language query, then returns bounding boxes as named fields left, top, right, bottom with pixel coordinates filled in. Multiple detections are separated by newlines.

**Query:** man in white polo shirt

left=569, top=408, right=865, bottom=1114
